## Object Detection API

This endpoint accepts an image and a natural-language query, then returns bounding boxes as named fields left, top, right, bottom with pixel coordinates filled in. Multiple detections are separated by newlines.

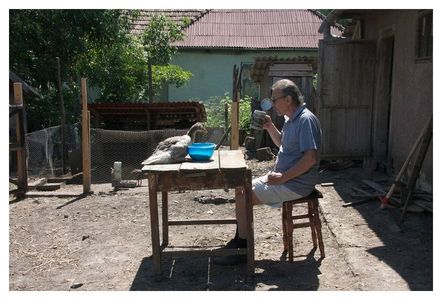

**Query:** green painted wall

left=167, top=49, right=317, bottom=103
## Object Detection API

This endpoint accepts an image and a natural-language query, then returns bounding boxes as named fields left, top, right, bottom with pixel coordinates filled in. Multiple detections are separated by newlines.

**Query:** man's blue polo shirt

left=274, top=104, right=322, bottom=196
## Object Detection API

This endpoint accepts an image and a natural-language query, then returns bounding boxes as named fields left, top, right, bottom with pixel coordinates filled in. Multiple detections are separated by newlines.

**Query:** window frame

left=415, top=10, right=433, bottom=63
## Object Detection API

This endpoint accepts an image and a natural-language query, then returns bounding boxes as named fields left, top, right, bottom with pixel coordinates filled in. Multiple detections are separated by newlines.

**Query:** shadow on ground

left=319, top=166, right=433, bottom=290
left=130, top=250, right=322, bottom=291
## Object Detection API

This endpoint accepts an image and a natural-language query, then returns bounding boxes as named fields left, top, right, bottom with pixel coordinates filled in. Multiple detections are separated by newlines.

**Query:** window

left=416, top=10, right=432, bottom=60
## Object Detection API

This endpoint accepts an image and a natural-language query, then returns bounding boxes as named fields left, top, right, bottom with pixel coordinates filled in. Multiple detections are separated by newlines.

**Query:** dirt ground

left=9, top=155, right=433, bottom=291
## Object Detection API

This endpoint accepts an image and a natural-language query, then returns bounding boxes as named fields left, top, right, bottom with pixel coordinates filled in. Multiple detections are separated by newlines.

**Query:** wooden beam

left=230, top=101, right=239, bottom=149
left=81, top=78, right=91, bottom=193
left=13, top=83, right=28, bottom=193
left=230, top=64, right=241, bottom=150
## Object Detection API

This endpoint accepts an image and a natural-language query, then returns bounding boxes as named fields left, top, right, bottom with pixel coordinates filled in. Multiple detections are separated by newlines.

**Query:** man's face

left=271, top=89, right=287, bottom=116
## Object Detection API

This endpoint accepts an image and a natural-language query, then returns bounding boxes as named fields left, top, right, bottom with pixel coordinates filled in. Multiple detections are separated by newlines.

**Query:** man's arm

left=267, top=149, right=318, bottom=185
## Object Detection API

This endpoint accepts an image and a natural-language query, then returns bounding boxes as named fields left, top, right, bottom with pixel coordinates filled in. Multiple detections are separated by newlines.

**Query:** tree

left=9, top=9, right=133, bottom=92
left=139, top=14, right=190, bottom=102
left=9, top=10, right=192, bottom=130
left=9, top=9, right=136, bottom=130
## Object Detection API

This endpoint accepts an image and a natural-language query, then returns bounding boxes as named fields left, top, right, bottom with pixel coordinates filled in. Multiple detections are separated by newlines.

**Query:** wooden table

left=142, top=150, right=254, bottom=278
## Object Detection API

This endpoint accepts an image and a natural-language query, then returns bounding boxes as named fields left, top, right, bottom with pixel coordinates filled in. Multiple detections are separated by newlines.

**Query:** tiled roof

left=130, top=9, right=210, bottom=35
left=173, top=9, right=342, bottom=49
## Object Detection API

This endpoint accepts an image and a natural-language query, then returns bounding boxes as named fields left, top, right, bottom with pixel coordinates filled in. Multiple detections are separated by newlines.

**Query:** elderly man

left=215, top=79, right=322, bottom=265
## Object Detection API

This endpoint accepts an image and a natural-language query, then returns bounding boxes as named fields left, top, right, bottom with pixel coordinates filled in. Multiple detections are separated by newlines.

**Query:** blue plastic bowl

left=187, top=143, right=216, bottom=161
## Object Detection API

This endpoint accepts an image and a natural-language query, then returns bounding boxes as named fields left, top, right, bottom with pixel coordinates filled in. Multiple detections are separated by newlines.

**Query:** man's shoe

left=213, top=237, right=247, bottom=266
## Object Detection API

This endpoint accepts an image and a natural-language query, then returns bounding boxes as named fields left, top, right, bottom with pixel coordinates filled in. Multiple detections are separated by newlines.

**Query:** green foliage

left=9, top=9, right=133, bottom=90
left=9, top=10, right=193, bottom=129
left=180, top=16, right=193, bottom=27
left=312, top=73, right=318, bottom=90
left=152, top=65, right=192, bottom=89
left=25, top=84, right=80, bottom=131
left=205, top=93, right=252, bottom=131
left=75, top=35, right=149, bottom=102
left=140, top=14, right=184, bottom=65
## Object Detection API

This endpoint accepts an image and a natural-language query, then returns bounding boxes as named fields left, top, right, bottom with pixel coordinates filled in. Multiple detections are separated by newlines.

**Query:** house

left=166, top=9, right=341, bottom=107
left=316, top=9, right=432, bottom=192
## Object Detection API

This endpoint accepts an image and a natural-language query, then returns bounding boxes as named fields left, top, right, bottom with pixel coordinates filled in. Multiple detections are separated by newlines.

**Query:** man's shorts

left=252, top=175, right=304, bottom=208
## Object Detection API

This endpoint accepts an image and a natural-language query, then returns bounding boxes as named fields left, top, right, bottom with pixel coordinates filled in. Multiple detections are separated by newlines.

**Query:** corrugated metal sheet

left=130, top=10, right=209, bottom=35
left=173, top=9, right=342, bottom=49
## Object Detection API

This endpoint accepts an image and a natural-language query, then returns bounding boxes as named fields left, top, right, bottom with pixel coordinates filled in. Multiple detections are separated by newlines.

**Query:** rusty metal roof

left=173, top=9, right=342, bottom=49
left=87, top=102, right=207, bottom=130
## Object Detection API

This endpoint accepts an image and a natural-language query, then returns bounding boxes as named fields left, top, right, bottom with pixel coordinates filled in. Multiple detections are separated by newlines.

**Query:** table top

left=141, top=150, right=246, bottom=174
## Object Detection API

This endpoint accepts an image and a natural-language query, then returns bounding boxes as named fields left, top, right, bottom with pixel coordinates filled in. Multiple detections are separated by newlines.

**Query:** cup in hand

left=250, top=110, right=267, bottom=130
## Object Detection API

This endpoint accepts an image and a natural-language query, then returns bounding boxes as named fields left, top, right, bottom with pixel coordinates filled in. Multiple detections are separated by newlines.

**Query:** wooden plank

left=28, top=178, right=48, bottom=190
left=142, top=163, right=181, bottom=173
left=168, top=219, right=237, bottom=226
left=180, top=150, right=220, bottom=172
left=162, top=248, right=248, bottom=258
left=157, top=173, right=224, bottom=191
left=25, top=192, right=85, bottom=198
left=362, top=180, right=388, bottom=194
left=351, top=187, right=381, bottom=196
left=219, top=150, right=246, bottom=169
left=414, top=200, right=432, bottom=212
left=345, top=108, right=358, bottom=155
left=333, top=108, right=346, bottom=154
left=36, top=182, right=65, bottom=191
left=320, top=108, right=332, bottom=155
left=343, top=198, right=376, bottom=207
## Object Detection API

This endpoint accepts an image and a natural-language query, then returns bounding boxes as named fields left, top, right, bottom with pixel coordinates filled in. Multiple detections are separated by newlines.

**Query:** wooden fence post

left=231, top=102, right=239, bottom=150
left=81, top=78, right=91, bottom=193
left=14, top=83, right=28, bottom=194
left=230, top=65, right=242, bottom=150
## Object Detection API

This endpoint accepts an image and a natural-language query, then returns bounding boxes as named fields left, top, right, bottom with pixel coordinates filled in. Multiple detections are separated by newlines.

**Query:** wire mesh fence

left=20, top=124, right=81, bottom=178
left=88, top=128, right=188, bottom=183
left=16, top=124, right=226, bottom=184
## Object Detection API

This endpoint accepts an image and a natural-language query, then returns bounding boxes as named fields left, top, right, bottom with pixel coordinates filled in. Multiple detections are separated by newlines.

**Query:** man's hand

left=267, top=171, right=286, bottom=185
left=262, top=115, right=273, bottom=130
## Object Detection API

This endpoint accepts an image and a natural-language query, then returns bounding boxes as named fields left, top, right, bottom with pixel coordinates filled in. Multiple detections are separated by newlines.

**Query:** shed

left=87, top=101, right=207, bottom=130
left=316, top=9, right=432, bottom=191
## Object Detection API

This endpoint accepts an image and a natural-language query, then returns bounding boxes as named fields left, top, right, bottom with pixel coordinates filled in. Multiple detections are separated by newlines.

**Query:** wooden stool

left=282, top=189, right=325, bottom=261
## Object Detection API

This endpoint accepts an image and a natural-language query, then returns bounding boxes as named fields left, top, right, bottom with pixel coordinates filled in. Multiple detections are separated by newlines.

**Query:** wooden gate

left=316, top=39, right=376, bottom=159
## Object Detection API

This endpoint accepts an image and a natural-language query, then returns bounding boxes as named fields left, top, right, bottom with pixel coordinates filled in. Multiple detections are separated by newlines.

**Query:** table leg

left=148, top=173, right=161, bottom=277
left=161, top=191, right=169, bottom=248
left=244, top=170, right=255, bottom=277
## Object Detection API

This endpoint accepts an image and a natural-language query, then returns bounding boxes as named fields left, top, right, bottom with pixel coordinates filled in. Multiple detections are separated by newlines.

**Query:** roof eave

left=176, top=46, right=319, bottom=51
